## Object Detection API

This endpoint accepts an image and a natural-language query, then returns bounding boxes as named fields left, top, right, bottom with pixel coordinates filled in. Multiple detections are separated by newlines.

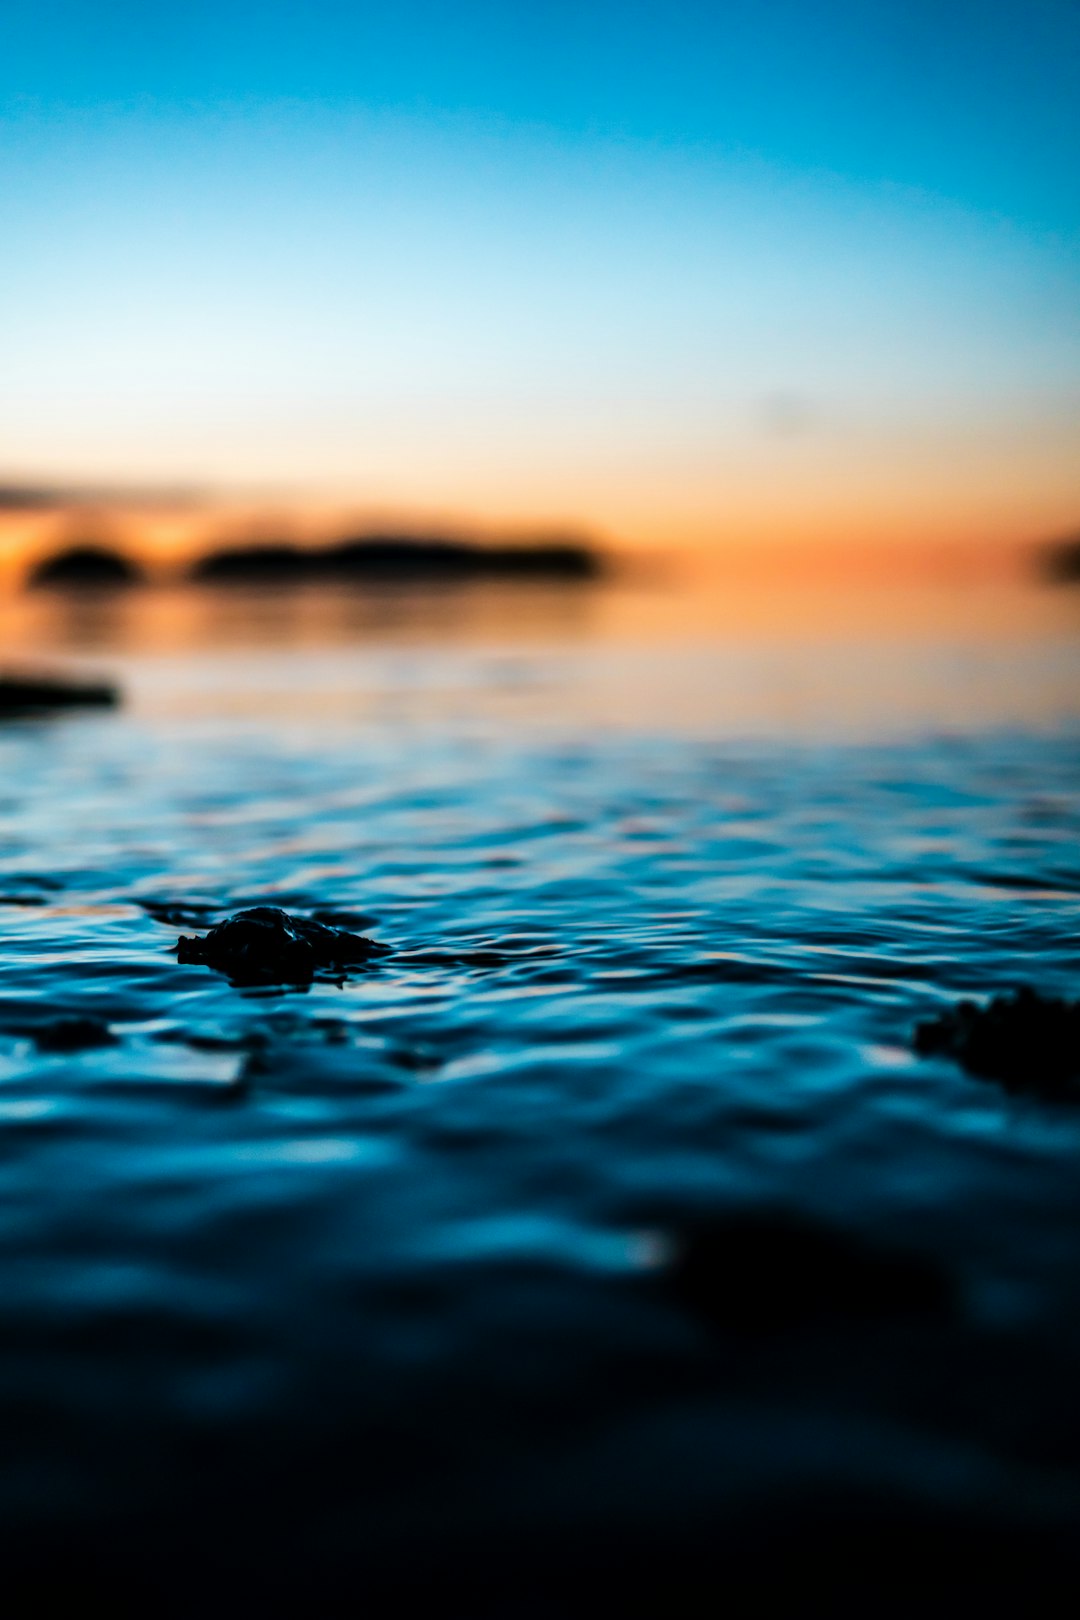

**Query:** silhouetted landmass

left=28, top=545, right=144, bottom=589
left=0, top=671, right=120, bottom=713
left=914, top=986, right=1080, bottom=1096
left=1041, top=535, right=1080, bottom=583
left=176, top=906, right=389, bottom=984
left=30, top=1016, right=118, bottom=1053
left=189, top=533, right=604, bottom=584
left=188, top=544, right=315, bottom=583
left=328, top=535, right=602, bottom=579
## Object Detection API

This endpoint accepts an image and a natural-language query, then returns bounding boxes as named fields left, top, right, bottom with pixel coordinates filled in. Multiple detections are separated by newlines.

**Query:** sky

left=2, top=0, right=1079, bottom=552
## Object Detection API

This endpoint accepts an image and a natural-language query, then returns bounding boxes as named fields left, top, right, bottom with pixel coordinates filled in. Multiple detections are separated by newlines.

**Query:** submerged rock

left=666, top=1212, right=952, bottom=1334
left=31, top=1015, right=118, bottom=1053
left=0, top=672, right=119, bottom=713
left=914, top=986, right=1080, bottom=1096
left=176, top=907, right=388, bottom=984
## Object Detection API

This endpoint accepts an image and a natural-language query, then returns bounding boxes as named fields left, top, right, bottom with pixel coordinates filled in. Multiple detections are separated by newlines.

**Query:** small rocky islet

left=914, top=985, right=1080, bottom=1097
left=27, top=544, right=144, bottom=589
left=175, top=905, right=390, bottom=984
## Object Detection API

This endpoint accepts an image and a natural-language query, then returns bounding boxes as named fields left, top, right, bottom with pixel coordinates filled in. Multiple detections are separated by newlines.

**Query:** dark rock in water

left=0, top=672, right=119, bottom=713
left=665, top=1212, right=952, bottom=1334
left=914, top=986, right=1080, bottom=1095
left=31, top=1016, right=118, bottom=1053
left=176, top=907, right=388, bottom=984
left=28, top=545, right=143, bottom=589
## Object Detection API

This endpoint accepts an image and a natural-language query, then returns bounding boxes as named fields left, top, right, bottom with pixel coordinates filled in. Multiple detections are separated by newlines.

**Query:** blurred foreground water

left=1, top=567, right=1079, bottom=1610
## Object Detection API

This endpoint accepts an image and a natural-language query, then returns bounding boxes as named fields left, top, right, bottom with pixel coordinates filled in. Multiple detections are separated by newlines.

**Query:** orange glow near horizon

left=0, top=483, right=1074, bottom=596
left=2, top=502, right=1077, bottom=671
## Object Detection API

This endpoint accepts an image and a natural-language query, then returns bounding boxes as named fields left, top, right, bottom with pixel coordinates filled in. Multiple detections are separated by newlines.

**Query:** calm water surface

left=2, top=576, right=1080, bottom=1607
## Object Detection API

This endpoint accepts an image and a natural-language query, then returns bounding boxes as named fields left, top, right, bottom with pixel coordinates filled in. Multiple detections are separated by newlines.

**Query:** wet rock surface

left=915, top=986, right=1080, bottom=1095
left=176, top=906, right=389, bottom=983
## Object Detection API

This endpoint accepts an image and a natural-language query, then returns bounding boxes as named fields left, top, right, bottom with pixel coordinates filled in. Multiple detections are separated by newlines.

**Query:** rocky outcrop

left=176, top=907, right=389, bottom=984
left=914, top=986, right=1080, bottom=1096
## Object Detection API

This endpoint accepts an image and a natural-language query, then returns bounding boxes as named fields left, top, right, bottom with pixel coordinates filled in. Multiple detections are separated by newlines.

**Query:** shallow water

left=2, top=577, right=1080, bottom=1607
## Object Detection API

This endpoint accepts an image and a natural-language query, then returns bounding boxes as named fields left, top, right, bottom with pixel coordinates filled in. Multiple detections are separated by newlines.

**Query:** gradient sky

left=2, top=0, right=1079, bottom=549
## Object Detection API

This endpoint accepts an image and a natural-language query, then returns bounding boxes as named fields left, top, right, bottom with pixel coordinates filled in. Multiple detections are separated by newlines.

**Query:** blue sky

left=2, top=0, right=1078, bottom=546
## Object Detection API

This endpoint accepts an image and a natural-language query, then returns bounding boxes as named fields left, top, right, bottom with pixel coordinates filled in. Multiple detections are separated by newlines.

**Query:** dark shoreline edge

left=0, top=671, right=119, bottom=713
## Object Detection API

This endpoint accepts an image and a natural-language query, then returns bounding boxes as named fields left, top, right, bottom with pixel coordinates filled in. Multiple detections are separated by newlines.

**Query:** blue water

left=2, top=620, right=1080, bottom=1607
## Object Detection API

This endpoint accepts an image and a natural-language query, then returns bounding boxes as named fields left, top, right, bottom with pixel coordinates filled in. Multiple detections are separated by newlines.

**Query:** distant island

left=1041, top=534, right=1080, bottom=584
left=188, top=534, right=604, bottom=585
left=28, top=545, right=145, bottom=589
left=20, top=533, right=605, bottom=591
